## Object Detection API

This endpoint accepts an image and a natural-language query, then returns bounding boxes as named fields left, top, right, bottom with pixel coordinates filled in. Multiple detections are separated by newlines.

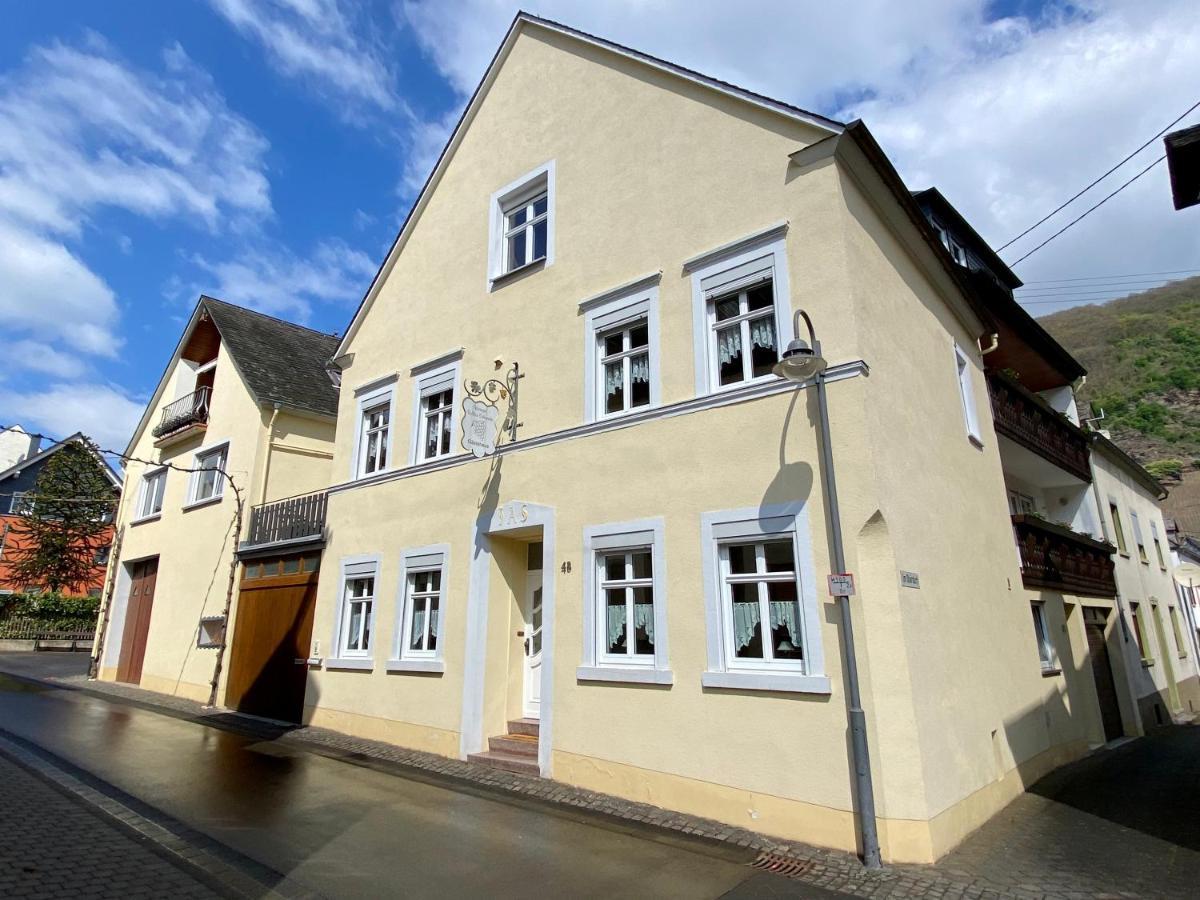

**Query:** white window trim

left=183, top=440, right=229, bottom=509
left=134, top=467, right=167, bottom=522
left=1130, top=510, right=1148, bottom=563
left=328, top=553, right=381, bottom=668
left=686, top=224, right=792, bottom=396
left=389, top=543, right=449, bottom=674
left=699, top=503, right=828, bottom=694
left=954, top=344, right=984, bottom=447
left=408, top=352, right=463, bottom=466
left=350, top=374, right=399, bottom=481
left=487, top=160, right=556, bottom=289
left=578, top=518, right=672, bottom=685
left=581, top=275, right=662, bottom=423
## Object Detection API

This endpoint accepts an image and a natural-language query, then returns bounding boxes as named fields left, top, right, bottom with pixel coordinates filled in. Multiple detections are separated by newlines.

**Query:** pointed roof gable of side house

left=122, top=296, right=340, bottom=458
left=331, top=12, right=996, bottom=362
left=0, top=433, right=122, bottom=490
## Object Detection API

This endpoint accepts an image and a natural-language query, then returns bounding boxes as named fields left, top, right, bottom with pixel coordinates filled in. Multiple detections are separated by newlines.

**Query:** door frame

left=461, top=500, right=557, bottom=777
left=115, top=556, right=158, bottom=684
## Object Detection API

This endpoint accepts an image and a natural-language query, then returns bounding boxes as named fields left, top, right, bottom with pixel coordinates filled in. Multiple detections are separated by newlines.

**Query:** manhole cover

left=748, top=851, right=812, bottom=878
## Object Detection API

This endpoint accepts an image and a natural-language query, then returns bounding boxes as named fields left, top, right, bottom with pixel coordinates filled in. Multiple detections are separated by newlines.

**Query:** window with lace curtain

left=720, top=540, right=804, bottom=669
left=599, top=548, right=655, bottom=663
left=709, top=281, right=779, bottom=387
left=599, top=320, right=651, bottom=416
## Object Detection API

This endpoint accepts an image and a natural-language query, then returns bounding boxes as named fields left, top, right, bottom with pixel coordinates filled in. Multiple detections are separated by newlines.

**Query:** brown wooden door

left=225, top=556, right=319, bottom=723
left=116, top=557, right=158, bottom=685
left=1085, top=613, right=1124, bottom=742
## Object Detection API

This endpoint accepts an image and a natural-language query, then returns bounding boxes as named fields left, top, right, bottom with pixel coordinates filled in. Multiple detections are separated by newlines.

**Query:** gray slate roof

left=200, top=296, right=340, bottom=418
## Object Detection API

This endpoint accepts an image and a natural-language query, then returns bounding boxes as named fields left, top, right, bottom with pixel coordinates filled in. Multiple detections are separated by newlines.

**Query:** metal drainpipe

left=258, top=404, right=281, bottom=508
left=813, top=360, right=882, bottom=869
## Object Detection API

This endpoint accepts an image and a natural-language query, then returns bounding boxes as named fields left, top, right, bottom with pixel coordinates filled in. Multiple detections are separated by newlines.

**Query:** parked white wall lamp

left=773, top=308, right=882, bottom=870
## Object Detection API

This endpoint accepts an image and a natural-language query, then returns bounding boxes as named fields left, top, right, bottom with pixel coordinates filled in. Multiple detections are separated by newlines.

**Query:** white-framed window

left=136, top=468, right=167, bottom=519
left=699, top=504, right=828, bottom=694
left=330, top=555, right=380, bottom=666
left=579, top=518, right=670, bottom=684
left=409, top=351, right=462, bottom=465
left=685, top=224, right=791, bottom=395
left=1109, top=501, right=1129, bottom=556
left=390, top=545, right=449, bottom=673
left=186, top=442, right=227, bottom=506
left=1030, top=602, right=1056, bottom=672
left=580, top=276, right=661, bottom=422
left=1169, top=605, right=1186, bottom=656
left=487, top=161, right=555, bottom=287
left=8, top=491, right=31, bottom=515
left=1130, top=510, right=1148, bottom=564
left=351, top=375, right=397, bottom=480
left=933, top=218, right=969, bottom=266
left=955, top=344, right=982, bottom=445
left=1007, top=489, right=1036, bottom=516
left=1151, top=521, right=1167, bottom=569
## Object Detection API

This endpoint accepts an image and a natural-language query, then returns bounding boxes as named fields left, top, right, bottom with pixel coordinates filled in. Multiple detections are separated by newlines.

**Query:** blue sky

left=1, top=1, right=1197, bottom=449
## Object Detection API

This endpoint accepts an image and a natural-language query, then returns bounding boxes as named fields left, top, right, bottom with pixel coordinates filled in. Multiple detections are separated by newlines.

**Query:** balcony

left=986, top=372, right=1092, bottom=483
left=242, top=491, right=327, bottom=551
left=152, top=387, right=210, bottom=443
left=1012, top=514, right=1117, bottom=598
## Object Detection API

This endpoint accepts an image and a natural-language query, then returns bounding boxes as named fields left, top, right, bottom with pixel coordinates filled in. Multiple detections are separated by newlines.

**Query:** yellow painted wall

left=300, top=22, right=1117, bottom=863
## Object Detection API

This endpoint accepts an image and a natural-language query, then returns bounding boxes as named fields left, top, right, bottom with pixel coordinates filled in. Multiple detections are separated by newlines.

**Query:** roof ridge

left=199, top=295, right=339, bottom=341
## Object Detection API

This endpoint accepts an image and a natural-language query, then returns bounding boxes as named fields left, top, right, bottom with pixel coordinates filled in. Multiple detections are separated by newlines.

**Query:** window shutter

left=594, top=297, right=650, bottom=332
left=405, top=551, right=445, bottom=570
left=701, top=255, right=773, bottom=300
left=1131, top=511, right=1145, bottom=544
left=420, top=369, right=456, bottom=395
left=592, top=529, right=656, bottom=551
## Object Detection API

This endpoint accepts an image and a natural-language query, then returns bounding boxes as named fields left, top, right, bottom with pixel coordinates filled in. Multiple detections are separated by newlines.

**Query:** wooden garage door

left=117, top=557, right=158, bottom=685
left=225, top=553, right=320, bottom=723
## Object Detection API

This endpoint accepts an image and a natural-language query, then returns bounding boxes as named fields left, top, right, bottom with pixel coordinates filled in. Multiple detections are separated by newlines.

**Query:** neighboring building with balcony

left=915, top=188, right=1199, bottom=747
left=291, top=13, right=1142, bottom=864
left=96, top=296, right=337, bottom=723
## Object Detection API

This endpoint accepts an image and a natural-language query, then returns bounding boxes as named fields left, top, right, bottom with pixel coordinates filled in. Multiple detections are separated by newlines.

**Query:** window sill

left=1041, top=666, right=1062, bottom=678
left=385, top=658, right=445, bottom=674
left=489, top=258, right=545, bottom=290
left=968, top=433, right=985, bottom=450
left=324, top=657, right=375, bottom=671
left=182, top=495, right=224, bottom=513
left=1179, top=653, right=1189, bottom=660
left=701, top=670, right=831, bottom=695
left=576, top=665, right=673, bottom=686
left=1141, top=658, right=1156, bottom=668
left=130, top=513, right=161, bottom=526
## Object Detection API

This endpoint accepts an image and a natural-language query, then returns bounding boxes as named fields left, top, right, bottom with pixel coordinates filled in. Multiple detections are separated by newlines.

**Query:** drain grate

left=748, top=851, right=813, bottom=878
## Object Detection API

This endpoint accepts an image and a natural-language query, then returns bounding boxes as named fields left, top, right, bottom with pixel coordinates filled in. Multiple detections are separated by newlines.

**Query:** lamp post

left=773, top=308, right=882, bottom=870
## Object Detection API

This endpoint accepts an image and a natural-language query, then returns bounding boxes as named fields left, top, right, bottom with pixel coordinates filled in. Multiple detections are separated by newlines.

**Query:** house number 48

left=560, top=561, right=572, bottom=574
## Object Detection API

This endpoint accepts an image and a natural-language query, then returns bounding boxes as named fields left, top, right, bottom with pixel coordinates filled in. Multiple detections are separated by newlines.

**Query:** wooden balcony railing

left=986, top=372, right=1092, bottom=482
left=244, top=491, right=327, bottom=548
left=152, top=387, right=210, bottom=438
left=1012, top=514, right=1117, bottom=598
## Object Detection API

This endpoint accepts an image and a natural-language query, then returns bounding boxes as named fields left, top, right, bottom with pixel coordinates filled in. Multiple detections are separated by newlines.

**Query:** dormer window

left=932, top=218, right=968, bottom=267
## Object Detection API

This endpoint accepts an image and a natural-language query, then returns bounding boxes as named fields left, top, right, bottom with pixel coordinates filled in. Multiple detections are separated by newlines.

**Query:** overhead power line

left=1008, top=155, right=1166, bottom=267
left=998, top=97, right=1200, bottom=252
left=1021, top=268, right=1200, bottom=284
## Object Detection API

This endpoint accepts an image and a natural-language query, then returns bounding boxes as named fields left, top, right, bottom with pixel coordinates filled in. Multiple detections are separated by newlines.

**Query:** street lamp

left=773, top=308, right=882, bottom=870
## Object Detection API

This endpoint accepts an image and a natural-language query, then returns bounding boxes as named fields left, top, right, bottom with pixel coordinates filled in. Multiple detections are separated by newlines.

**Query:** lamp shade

left=772, top=338, right=827, bottom=382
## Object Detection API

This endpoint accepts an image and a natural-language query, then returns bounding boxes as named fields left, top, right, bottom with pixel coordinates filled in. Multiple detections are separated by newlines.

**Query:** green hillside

left=1038, top=275, right=1200, bottom=470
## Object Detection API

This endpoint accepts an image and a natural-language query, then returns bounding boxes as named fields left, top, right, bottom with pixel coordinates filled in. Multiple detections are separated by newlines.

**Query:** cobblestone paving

left=37, top=671, right=1200, bottom=899
left=0, top=751, right=224, bottom=899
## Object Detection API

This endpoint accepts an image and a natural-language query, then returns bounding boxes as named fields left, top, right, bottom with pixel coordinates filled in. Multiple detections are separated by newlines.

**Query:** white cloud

left=400, top=1, right=1200, bottom=310
left=8, top=342, right=90, bottom=380
left=400, top=107, right=459, bottom=196
left=208, top=0, right=405, bottom=118
left=0, top=220, right=119, bottom=358
left=187, top=239, right=379, bottom=321
left=0, top=34, right=274, bottom=379
left=2, top=382, right=145, bottom=452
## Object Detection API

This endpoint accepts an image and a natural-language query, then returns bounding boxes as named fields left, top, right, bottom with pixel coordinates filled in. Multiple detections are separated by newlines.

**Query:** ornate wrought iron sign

left=461, top=363, right=522, bottom=458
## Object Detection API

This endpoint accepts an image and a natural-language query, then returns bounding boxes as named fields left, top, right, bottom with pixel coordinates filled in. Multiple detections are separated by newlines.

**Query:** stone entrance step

left=467, top=718, right=541, bottom=776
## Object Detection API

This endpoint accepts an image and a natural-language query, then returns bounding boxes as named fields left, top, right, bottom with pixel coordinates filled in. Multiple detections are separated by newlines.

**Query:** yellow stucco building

left=97, top=13, right=1198, bottom=867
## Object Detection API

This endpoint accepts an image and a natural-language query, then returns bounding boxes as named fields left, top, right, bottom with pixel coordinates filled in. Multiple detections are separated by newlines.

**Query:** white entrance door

left=523, top=571, right=543, bottom=719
